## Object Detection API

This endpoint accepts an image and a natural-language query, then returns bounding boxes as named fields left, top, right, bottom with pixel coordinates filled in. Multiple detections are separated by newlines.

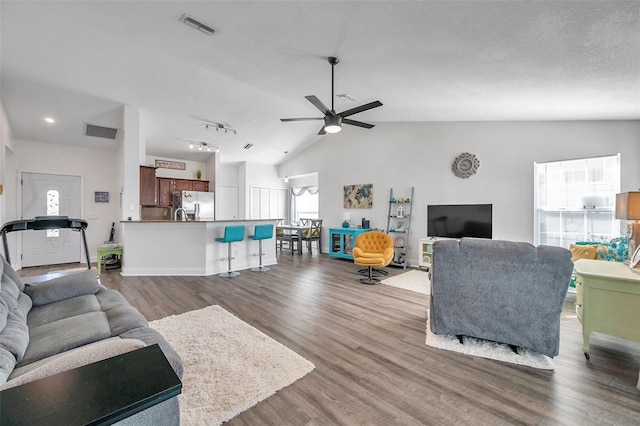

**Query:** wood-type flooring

left=19, top=253, right=640, bottom=425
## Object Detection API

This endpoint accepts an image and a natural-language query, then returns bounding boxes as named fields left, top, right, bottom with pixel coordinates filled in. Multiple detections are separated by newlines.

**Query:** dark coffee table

left=0, top=343, right=182, bottom=425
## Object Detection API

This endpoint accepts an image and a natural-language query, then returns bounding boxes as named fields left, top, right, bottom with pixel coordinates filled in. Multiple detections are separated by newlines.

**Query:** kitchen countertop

left=122, top=218, right=281, bottom=223
left=121, top=218, right=280, bottom=276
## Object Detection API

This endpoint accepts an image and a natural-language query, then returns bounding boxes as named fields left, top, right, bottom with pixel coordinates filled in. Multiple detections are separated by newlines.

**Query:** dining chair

left=289, top=219, right=309, bottom=254
left=299, top=218, right=322, bottom=254
left=276, top=219, right=298, bottom=255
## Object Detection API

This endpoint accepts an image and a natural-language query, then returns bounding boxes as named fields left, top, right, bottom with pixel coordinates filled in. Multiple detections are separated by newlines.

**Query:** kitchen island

left=121, top=219, right=278, bottom=276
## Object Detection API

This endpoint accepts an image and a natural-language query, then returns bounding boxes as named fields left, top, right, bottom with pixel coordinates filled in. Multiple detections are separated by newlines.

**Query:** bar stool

left=215, top=225, right=245, bottom=278
left=249, top=224, right=274, bottom=272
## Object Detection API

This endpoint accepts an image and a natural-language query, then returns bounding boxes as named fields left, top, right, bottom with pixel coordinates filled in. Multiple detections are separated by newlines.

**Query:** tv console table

left=328, top=228, right=369, bottom=260
left=573, top=259, right=640, bottom=360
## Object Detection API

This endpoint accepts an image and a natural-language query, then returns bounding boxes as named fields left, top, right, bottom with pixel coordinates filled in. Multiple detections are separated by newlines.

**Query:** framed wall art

left=343, top=184, right=373, bottom=208
left=95, top=191, right=109, bottom=203
left=155, top=159, right=186, bottom=170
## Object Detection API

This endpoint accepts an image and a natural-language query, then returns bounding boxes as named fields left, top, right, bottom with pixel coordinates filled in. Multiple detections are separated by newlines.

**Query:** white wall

left=0, top=101, right=11, bottom=227
left=218, top=163, right=239, bottom=187
left=289, top=174, right=318, bottom=188
left=246, top=162, right=288, bottom=189
left=286, top=120, right=640, bottom=266
left=114, top=107, right=125, bottom=245
left=11, top=139, right=120, bottom=264
left=237, top=162, right=288, bottom=219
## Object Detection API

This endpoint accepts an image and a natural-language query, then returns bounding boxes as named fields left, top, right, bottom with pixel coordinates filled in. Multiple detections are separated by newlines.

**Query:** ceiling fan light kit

left=324, top=115, right=342, bottom=133
left=281, top=56, right=382, bottom=135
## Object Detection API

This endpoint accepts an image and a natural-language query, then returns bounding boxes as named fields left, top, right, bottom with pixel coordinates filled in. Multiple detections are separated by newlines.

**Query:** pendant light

left=283, top=151, right=289, bottom=183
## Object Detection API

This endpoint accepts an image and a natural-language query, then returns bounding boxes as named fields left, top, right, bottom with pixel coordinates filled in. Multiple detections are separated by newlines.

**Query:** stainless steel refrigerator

left=172, top=191, right=215, bottom=221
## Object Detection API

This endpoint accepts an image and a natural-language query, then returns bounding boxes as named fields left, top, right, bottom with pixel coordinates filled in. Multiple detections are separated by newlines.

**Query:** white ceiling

left=2, top=1, right=639, bottom=165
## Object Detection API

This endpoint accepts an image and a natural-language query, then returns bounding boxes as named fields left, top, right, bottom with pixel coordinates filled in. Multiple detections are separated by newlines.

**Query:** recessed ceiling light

left=44, top=117, right=55, bottom=124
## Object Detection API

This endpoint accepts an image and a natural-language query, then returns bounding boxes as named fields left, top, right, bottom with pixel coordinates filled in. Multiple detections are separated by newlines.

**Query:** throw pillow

left=569, top=244, right=598, bottom=262
left=24, top=270, right=100, bottom=306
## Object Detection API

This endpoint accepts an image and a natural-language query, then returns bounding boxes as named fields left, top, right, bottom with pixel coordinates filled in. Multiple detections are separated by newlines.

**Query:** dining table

left=276, top=224, right=322, bottom=254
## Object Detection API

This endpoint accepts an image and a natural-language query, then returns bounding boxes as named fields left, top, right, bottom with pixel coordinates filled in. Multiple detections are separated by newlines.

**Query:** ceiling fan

left=281, top=57, right=382, bottom=135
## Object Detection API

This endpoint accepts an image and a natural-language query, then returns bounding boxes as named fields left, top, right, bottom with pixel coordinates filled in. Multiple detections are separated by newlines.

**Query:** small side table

left=418, top=238, right=435, bottom=270
left=97, top=244, right=123, bottom=274
left=0, top=344, right=182, bottom=425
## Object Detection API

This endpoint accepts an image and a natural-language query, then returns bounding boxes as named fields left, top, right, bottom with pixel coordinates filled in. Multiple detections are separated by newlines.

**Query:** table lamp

left=342, top=212, right=351, bottom=228
left=615, top=191, right=640, bottom=257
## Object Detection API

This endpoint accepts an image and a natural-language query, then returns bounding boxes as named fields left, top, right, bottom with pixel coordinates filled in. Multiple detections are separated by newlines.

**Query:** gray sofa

left=0, top=254, right=183, bottom=424
left=429, top=238, right=573, bottom=357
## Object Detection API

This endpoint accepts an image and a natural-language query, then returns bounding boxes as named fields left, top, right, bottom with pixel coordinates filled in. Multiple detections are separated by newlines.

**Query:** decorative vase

left=342, top=220, right=349, bottom=228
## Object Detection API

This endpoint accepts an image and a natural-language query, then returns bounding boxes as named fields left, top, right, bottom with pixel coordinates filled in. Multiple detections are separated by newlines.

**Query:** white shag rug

left=425, top=312, right=555, bottom=370
left=150, top=305, right=315, bottom=425
left=381, top=269, right=430, bottom=295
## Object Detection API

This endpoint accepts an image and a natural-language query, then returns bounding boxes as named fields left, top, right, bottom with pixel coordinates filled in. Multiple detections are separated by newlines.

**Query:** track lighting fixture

left=204, top=122, right=237, bottom=135
left=188, top=142, right=219, bottom=152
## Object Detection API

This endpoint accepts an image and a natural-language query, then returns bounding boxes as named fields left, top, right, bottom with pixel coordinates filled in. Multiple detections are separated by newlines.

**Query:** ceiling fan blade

left=343, top=118, right=374, bottom=129
left=339, top=100, right=383, bottom=118
left=280, top=117, right=324, bottom=122
left=305, top=95, right=332, bottom=116
left=318, top=125, right=327, bottom=135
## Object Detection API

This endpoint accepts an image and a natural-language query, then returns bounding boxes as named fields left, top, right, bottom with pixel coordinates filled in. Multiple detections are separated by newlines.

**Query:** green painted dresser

left=573, top=259, right=640, bottom=359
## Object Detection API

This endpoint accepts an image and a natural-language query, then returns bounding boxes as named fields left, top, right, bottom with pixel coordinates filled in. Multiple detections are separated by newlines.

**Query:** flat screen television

left=427, top=204, right=492, bottom=239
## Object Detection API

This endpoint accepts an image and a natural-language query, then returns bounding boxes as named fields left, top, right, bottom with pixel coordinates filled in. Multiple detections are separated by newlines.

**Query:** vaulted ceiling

left=2, top=1, right=639, bottom=165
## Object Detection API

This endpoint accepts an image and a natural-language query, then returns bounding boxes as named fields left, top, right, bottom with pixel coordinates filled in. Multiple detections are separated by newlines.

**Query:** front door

left=21, top=172, right=82, bottom=267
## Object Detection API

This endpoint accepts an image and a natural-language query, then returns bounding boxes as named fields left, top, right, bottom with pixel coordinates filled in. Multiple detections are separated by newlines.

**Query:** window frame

left=534, top=154, right=621, bottom=248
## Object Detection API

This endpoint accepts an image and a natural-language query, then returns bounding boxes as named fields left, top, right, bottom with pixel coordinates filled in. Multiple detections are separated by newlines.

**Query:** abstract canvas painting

left=344, top=184, right=373, bottom=208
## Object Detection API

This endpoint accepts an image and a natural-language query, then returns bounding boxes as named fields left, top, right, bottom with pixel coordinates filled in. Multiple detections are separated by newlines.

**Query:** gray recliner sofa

left=429, top=238, right=573, bottom=357
left=0, top=254, right=183, bottom=424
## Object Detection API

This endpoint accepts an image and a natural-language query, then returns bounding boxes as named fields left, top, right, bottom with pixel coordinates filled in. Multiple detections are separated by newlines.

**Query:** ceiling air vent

left=84, top=123, right=118, bottom=140
left=336, top=93, right=358, bottom=102
left=179, top=14, right=215, bottom=36
left=243, top=143, right=253, bottom=150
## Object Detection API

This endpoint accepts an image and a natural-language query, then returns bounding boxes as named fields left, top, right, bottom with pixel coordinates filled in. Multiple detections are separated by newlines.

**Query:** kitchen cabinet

left=174, top=179, right=192, bottom=191
left=157, top=178, right=209, bottom=207
left=139, top=166, right=157, bottom=206
left=192, top=180, right=209, bottom=191
left=158, top=178, right=174, bottom=207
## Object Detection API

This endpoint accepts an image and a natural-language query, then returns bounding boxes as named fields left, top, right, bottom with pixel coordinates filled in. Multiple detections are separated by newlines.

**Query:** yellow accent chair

left=353, top=231, right=394, bottom=284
